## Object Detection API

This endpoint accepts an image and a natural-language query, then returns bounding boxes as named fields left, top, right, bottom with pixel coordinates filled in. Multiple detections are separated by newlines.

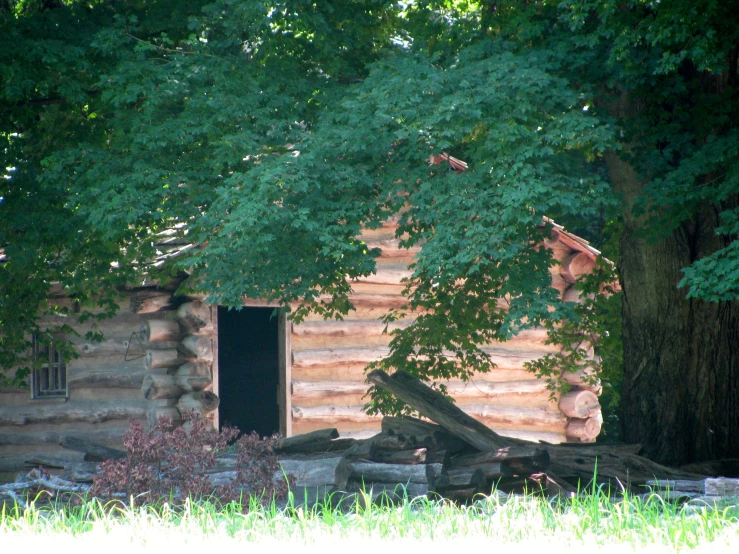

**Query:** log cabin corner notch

left=0, top=217, right=610, bottom=478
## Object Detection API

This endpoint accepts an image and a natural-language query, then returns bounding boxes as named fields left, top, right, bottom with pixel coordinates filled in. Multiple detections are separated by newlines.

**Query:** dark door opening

left=217, top=306, right=280, bottom=438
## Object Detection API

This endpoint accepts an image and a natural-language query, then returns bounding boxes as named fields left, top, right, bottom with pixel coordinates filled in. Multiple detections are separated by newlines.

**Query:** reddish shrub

left=90, top=411, right=289, bottom=506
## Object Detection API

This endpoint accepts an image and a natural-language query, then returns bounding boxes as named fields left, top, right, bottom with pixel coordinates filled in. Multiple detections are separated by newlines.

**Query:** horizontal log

left=36, top=313, right=149, bottom=341
left=300, top=295, right=421, bottom=322
left=68, top=366, right=150, bottom=389
left=58, top=436, right=126, bottom=461
left=277, top=453, right=352, bottom=489
left=292, top=347, right=547, bottom=372
left=350, top=462, right=441, bottom=484
left=559, top=390, right=600, bottom=418
left=292, top=406, right=382, bottom=423
left=364, top=239, right=422, bottom=259
left=291, top=320, right=557, bottom=353
left=645, top=479, right=705, bottom=493
left=0, top=400, right=150, bottom=426
left=290, top=379, right=558, bottom=410
left=435, top=467, right=488, bottom=489
left=370, top=448, right=427, bottom=465
left=349, top=266, right=413, bottom=286
left=348, top=282, right=409, bottom=296
left=462, top=405, right=568, bottom=432
left=276, top=428, right=339, bottom=453
left=141, top=319, right=182, bottom=343
left=130, top=291, right=175, bottom=314
left=174, top=362, right=212, bottom=392
left=141, top=374, right=183, bottom=400
left=290, top=419, right=382, bottom=437
left=705, top=478, right=739, bottom=497
left=0, top=427, right=129, bottom=447
left=449, top=446, right=550, bottom=469
left=565, top=412, right=603, bottom=441
left=495, top=429, right=568, bottom=444
left=179, top=335, right=214, bottom=362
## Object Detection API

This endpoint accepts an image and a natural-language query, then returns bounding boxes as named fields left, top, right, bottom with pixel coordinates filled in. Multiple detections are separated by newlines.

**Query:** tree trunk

left=607, top=150, right=739, bottom=465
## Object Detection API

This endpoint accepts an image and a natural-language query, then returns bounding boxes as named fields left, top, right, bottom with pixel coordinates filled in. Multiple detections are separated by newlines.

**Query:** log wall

left=287, top=218, right=604, bottom=444
left=0, top=291, right=218, bottom=477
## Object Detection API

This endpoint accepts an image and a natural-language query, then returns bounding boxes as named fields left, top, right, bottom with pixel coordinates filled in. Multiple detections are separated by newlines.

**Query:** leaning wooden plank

left=367, top=370, right=517, bottom=451
left=59, top=436, right=126, bottom=461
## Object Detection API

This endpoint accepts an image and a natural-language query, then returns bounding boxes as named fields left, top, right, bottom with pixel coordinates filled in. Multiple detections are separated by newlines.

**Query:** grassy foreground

left=2, top=488, right=739, bottom=553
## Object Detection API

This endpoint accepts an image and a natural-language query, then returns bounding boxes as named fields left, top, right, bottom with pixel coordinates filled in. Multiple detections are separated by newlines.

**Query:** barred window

left=30, top=335, right=68, bottom=400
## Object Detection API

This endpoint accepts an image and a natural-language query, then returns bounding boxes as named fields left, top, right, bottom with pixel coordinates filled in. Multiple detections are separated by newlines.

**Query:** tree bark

left=606, top=150, right=739, bottom=465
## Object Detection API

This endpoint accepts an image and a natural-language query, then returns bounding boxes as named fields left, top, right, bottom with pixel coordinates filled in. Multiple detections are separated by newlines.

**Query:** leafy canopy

left=2, top=1, right=736, bottom=411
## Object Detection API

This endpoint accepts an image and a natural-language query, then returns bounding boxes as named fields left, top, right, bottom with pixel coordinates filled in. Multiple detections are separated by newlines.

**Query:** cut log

left=177, top=391, right=220, bottom=415
left=350, top=461, right=442, bottom=484
left=276, top=428, right=339, bottom=453
left=141, top=374, right=183, bottom=400
left=367, top=370, right=516, bottom=451
left=175, top=301, right=212, bottom=333
left=558, top=390, right=600, bottom=418
left=704, top=478, right=739, bottom=497
left=174, top=362, right=212, bottom=392
left=565, top=411, right=603, bottom=441
left=179, top=335, right=214, bottom=362
left=560, top=368, right=602, bottom=394
left=277, top=453, right=352, bottom=489
left=58, top=436, right=126, bottom=461
left=370, top=448, right=427, bottom=465
left=130, top=291, right=175, bottom=314
left=145, top=349, right=181, bottom=370
left=560, top=252, right=596, bottom=284
left=68, top=366, right=149, bottom=389
left=141, top=319, right=182, bottom=343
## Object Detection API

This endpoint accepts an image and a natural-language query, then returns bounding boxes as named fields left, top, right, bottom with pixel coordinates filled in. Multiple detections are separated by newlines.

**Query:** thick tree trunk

left=607, top=150, right=739, bottom=465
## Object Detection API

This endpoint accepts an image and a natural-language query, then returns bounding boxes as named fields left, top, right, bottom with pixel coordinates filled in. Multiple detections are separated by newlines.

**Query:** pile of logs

left=7, top=369, right=731, bottom=510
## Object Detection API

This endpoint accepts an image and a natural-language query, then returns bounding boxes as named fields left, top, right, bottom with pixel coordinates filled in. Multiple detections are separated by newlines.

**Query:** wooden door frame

left=211, top=303, right=292, bottom=437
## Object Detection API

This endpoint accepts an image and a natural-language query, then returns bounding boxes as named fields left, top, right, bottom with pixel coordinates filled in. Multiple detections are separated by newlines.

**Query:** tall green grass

left=2, top=487, right=738, bottom=552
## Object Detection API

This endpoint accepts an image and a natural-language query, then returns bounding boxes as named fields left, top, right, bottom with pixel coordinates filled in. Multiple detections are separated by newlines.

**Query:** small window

left=30, top=335, right=68, bottom=400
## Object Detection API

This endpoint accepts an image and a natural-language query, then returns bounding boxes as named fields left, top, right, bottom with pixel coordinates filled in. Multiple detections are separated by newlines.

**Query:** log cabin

left=0, top=216, right=607, bottom=479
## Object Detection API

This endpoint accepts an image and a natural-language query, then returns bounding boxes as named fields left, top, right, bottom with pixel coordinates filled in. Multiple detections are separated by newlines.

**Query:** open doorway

left=217, top=306, right=280, bottom=438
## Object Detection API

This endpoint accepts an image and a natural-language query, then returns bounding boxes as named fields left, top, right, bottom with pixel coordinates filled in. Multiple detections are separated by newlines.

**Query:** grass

left=2, top=486, right=739, bottom=553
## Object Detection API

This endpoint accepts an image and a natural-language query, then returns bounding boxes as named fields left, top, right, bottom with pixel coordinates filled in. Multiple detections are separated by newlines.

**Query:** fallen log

left=277, top=452, right=353, bottom=489
left=59, top=436, right=126, bottom=461
left=367, top=370, right=516, bottom=451
left=275, top=428, right=339, bottom=453
left=370, top=448, right=427, bottom=465
left=351, top=461, right=442, bottom=485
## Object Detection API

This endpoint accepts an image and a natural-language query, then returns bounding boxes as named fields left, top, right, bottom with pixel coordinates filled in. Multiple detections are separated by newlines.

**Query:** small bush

left=90, top=411, right=289, bottom=506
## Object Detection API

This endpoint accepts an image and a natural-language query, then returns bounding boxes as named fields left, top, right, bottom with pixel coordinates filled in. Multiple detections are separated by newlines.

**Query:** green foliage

left=1, top=0, right=736, bottom=420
